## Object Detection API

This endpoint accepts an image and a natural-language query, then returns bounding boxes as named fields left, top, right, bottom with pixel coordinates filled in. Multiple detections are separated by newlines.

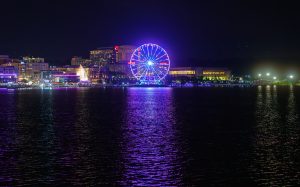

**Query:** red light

left=114, top=46, right=119, bottom=51
left=159, top=62, right=169, bottom=65
left=128, top=61, right=135, bottom=65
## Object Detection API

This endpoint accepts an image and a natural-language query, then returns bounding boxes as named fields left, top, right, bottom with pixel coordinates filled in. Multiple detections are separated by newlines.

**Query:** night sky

left=1, top=0, right=300, bottom=70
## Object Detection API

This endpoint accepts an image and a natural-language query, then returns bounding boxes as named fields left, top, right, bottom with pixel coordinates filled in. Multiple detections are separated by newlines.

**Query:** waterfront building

left=40, top=70, right=53, bottom=84
left=201, top=68, right=231, bottom=80
left=169, top=67, right=198, bottom=78
left=169, top=67, right=231, bottom=81
left=107, top=63, right=133, bottom=84
left=40, top=70, right=80, bottom=85
left=1, top=61, right=27, bottom=81
left=115, top=45, right=136, bottom=63
left=1, top=57, right=49, bottom=82
left=25, top=62, right=49, bottom=82
left=50, top=65, right=79, bottom=74
left=71, top=57, right=92, bottom=66
left=0, top=55, right=11, bottom=65
left=52, top=73, right=80, bottom=85
left=108, top=63, right=131, bottom=76
left=90, top=47, right=116, bottom=66
left=0, top=66, right=18, bottom=83
left=87, top=66, right=105, bottom=84
left=49, top=65, right=103, bottom=83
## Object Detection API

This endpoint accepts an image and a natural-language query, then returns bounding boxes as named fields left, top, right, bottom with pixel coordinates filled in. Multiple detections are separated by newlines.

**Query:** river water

left=0, top=86, right=299, bottom=186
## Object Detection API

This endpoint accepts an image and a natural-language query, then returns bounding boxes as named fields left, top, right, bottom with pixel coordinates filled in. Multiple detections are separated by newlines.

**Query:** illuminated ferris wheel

left=129, top=44, right=170, bottom=84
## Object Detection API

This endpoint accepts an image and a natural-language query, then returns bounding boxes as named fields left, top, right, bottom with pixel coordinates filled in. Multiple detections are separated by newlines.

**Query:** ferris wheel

left=129, top=44, right=170, bottom=84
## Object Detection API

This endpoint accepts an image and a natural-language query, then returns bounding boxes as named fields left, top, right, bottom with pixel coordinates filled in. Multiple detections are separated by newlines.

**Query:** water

left=0, top=86, right=299, bottom=186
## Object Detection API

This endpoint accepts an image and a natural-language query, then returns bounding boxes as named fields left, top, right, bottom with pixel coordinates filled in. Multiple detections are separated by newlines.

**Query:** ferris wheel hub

left=147, top=61, right=154, bottom=66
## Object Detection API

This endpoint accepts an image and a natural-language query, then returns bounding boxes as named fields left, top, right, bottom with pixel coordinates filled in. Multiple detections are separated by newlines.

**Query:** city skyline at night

left=1, top=1, right=300, bottom=186
left=1, top=0, right=300, bottom=69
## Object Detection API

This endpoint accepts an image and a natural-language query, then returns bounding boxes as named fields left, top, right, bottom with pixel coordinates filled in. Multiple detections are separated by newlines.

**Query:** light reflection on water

left=251, top=85, right=300, bottom=186
left=0, top=87, right=300, bottom=186
left=120, top=88, right=183, bottom=186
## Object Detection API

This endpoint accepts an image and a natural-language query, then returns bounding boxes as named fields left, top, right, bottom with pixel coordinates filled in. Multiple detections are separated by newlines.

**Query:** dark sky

left=0, top=0, right=300, bottom=68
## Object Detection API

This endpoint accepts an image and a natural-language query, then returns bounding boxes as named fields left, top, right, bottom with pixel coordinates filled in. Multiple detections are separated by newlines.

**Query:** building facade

left=201, top=68, right=231, bottom=80
left=169, top=67, right=231, bottom=81
left=169, top=67, right=198, bottom=78
left=90, top=47, right=116, bottom=66
left=22, top=56, right=45, bottom=63
left=71, top=57, right=92, bottom=66
left=0, top=66, right=18, bottom=83
left=25, top=62, right=49, bottom=82
left=115, top=45, right=136, bottom=63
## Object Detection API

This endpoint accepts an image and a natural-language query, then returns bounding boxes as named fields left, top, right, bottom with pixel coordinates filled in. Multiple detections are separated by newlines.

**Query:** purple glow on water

left=120, top=87, right=184, bottom=186
left=52, top=87, right=79, bottom=90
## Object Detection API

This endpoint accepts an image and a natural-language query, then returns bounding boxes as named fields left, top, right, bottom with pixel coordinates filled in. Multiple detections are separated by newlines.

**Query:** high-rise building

left=22, top=56, right=45, bottom=63
left=115, top=45, right=136, bottom=63
left=90, top=47, right=116, bottom=66
left=71, top=56, right=92, bottom=66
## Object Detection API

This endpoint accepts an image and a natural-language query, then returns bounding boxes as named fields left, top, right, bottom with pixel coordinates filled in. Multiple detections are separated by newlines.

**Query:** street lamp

left=289, top=75, right=294, bottom=79
left=266, top=73, right=270, bottom=76
left=258, top=73, right=262, bottom=77
left=273, top=76, right=277, bottom=80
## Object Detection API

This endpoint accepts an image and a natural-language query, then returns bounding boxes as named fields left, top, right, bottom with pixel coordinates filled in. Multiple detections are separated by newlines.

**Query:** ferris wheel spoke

left=155, top=49, right=162, bottom=58
left=137, top=67, right=147, bottom=77
left=132, top=53, right=141, bottom=59
left=158, top=68, right=168, bottom=77
left=132, top=54, right=147, bottom=62
left=132, top=58, right=147, bottom=63
left=139, top=53, right=147, bottom=60
left=133, top=65, right=146, bottom=76
left=141, top=45, right=148, bottom=58
left=155, top=54, right=168, bottom=61
left=136, top=48, right=144, bottom=59
left=151, top=66, right=161, bottom=81
left=140, top=69, right=148, bottom=81
left=131, top=63, right=148, bottom=70
left=153, top=45, right=159, bottom=58
left=150, top=45, right=154, bottom=58
left=152, top=67, right=163, bottom=78
left=150, top=45, right=156, bottom=58
left=147, top=45, right=150, bottom=59
left=148, top=45, right=152, bottom=58
left=138, top=67, right=148, bottom=79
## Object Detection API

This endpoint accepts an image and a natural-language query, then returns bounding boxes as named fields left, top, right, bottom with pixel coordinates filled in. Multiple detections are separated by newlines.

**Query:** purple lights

left=0, top=73, right=17, bottom=77
left=130, top=44, right=171, bottom=84
left=120, top=88, right=183, bottom=186
left=52, top=74, right=79, bottom=77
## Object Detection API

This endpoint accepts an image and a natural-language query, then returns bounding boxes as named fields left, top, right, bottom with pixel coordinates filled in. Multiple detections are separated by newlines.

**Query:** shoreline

left=1, top=84, right=298, bottom=90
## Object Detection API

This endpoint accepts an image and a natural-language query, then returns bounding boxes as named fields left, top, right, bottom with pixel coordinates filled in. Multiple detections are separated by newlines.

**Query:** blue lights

left=147, top=61, right=154, bottom=66
left=130, top=44, right=171, bottom=84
